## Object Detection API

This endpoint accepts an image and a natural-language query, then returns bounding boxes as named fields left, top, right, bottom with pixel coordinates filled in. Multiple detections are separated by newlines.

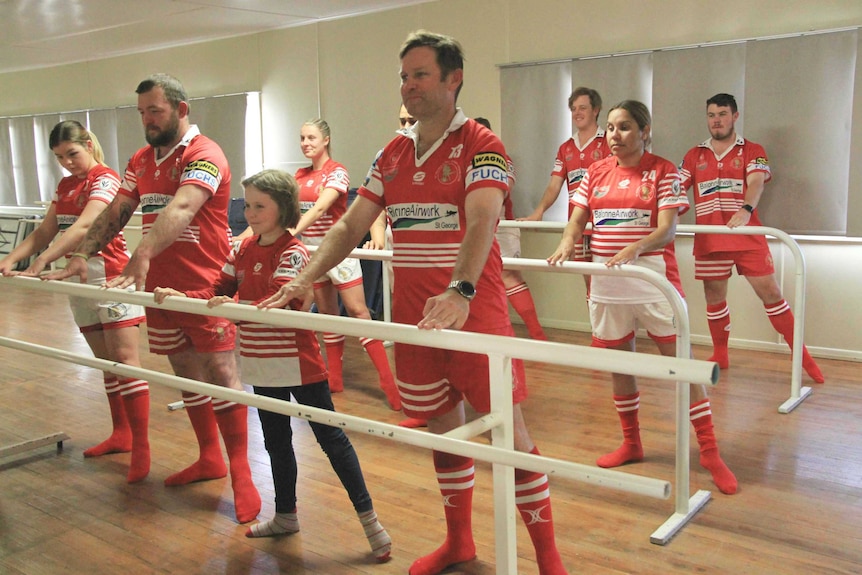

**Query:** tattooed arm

left=42, top=193, right=139, bottom=284
left=105, top=183, right=209, bottom=291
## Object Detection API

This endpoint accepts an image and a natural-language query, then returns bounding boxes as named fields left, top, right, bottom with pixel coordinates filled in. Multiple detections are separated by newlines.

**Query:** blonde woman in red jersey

left=0, top=120, right=150, bottom=483
left=293, top=118, right=400, bottom=411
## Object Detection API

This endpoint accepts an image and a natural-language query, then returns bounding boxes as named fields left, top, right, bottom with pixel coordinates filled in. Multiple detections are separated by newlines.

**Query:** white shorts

left=68, top=256, right=146, bottom=333
left=314, top=256, right=363, bottom=289
left=495, top=227, right=521, bottom=259
left=589, top=299, right=683, bottom=347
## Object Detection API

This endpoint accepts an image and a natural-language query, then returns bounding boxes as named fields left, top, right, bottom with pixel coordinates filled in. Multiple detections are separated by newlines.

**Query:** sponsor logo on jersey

left=413, top=172, right=426, bottom=183
left=732, top=157, right=743, bottom=169
left=182, top=169, right=218, bottom=190
left=618, top=178, right=631, bottom=190
left=253, top=262, right=263, bottom=273
left=288, top=252, right=304, bottom=270
left=56, top=214, right=77, bottom=230
left=567, top=168, right=586, bottom=187
left=697, top=178, right=742, bottom=197
left=140, top=193, right=173, bottom=213
left=594, top=208, right=651, bottom=227
left=592, top=185, right=610, bottom=199
left=436, top=160, right=461, bottom=185
left=328, top=169, right=349, bottom=186
left=671, top=178, right=682, bottom=197
left=274, top=266, right=299, bottom=279
left=299, top=201, right=316, bottom=213
left=466, top=165, right=507, bottom=187
left=388, top=202, right=459, bottom=231
left=754, top=156, right=769, bottom=167
left=184, top=160, right=219, bottom=178
left=472, top=152, right=507, bottom=171
left=99, top=178, right=114, bottom=190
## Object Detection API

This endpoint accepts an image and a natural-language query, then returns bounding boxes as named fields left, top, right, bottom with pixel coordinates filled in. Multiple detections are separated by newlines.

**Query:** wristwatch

left=741, top=204, right=754, bottom=213
left=447, top=280, right=476, bottom=301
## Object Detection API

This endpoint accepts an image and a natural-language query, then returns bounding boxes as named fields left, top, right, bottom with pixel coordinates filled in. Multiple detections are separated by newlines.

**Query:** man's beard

left=145, top=116, right=180, bottom=147
left=710, top=126, right=733, bottom=141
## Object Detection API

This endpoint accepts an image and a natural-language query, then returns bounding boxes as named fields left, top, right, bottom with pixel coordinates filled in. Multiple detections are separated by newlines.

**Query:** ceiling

left=0, top=0, right=430, bottom=75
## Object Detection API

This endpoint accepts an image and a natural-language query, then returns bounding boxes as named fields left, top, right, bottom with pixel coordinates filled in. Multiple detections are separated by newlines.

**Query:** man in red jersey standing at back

left=679, top=93, right=823, bottom=382
left=521, top=87, right=611, bottom=296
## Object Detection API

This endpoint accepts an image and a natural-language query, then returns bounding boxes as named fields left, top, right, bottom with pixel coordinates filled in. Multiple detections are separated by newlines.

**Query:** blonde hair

left=49, top=120, right=106, bottom=166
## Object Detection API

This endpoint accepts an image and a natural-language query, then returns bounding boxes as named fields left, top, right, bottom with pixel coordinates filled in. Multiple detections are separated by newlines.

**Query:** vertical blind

left=0, top=92, right=260, bottom=206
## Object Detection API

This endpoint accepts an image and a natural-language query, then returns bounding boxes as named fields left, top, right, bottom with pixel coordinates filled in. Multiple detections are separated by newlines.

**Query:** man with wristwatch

left=679, top=93, right=823, bottom=382
left=261, top=29, right=569, bottom=575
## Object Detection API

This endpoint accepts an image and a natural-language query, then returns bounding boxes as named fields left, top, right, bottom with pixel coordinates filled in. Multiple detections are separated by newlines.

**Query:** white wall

left=2, top=0, right=861, bottom=359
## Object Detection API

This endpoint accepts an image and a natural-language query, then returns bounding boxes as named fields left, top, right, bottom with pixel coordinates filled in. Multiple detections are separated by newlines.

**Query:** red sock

left=764, top=300, right=824, bottom=383
left=84, top=376, right=132, bottom=457
left=398, top=417, right=427, bottom=428
left=361, top=337, right=401, bottom=410
left=213, top=401, right=261, bottom=524
left=690, top=399, right=737, bottom=494
left=516, top=448, right=567, bottom=575
left=409, top=451, right=476, bottom=575
left=706, top=302, right=731, bottom=369
left=597, top=392, right=643, bottom=468
left=164, top=393, right=227, bottom=486
left=119, top=377, right=150, bottom=484
left=507, top=283, right=548, bottom=341
left=324, top=334, right=345, bottom=392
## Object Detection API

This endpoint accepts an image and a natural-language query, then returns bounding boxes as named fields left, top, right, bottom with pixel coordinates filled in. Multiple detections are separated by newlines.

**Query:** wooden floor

left=1, top=284, right=861, bottom=575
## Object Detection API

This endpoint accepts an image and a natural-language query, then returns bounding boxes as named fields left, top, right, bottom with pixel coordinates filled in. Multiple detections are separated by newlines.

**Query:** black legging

left=254, top=381, right=373, bottom=514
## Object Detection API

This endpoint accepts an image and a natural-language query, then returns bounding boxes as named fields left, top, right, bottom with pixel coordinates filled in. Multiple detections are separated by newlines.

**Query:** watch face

left=448, top=280, right=476, bottom=299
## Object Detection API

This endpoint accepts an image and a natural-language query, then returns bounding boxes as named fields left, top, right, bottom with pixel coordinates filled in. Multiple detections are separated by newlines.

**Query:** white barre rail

left=492, top=220, right=811, bottom=414
left=309, top=245, right=721, bottom=545
left=0, top=274, right=716, bottom=570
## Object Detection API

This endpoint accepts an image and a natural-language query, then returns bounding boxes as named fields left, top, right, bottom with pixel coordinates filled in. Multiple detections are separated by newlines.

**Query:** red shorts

left=694, top=247, right=775, bottom=281
left=393, top=324, right=528, bottom=418
left=145, top=307, right=236, bottom=355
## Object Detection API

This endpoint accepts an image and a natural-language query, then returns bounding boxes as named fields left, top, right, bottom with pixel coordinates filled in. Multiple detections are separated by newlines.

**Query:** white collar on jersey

left=152, top=124, right=201, bottom=166
left=404, top=108, right=469, bottom=165
left=573, top=126, right=605, bottom=150
left=699, top=133, right=745, bottom=149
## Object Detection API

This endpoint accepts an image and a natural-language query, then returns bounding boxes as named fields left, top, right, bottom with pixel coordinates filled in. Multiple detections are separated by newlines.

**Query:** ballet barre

left=498, top=220, right=812, bottom=414
left=0, top=274, right=716, bottom=572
